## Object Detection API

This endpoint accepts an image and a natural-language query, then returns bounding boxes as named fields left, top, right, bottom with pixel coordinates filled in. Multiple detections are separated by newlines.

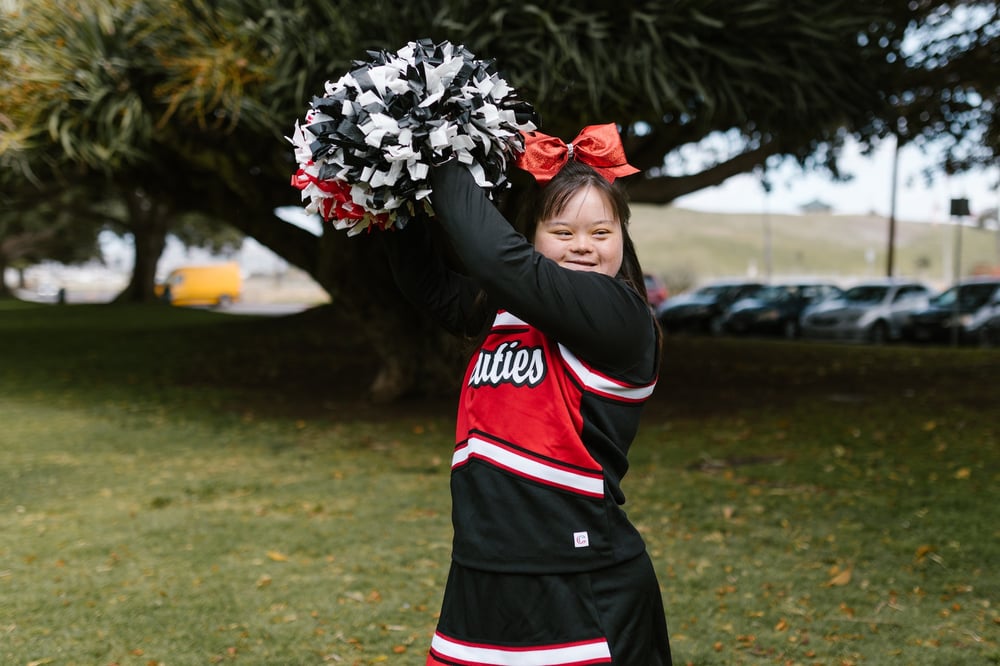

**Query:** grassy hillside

left=630, top=205, right=1000, bottom=292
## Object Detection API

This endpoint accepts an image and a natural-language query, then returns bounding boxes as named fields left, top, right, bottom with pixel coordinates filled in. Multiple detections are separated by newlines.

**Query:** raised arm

left=381, top=218, right=490, bottom=338
left=430, top=161, right=656, bottom=376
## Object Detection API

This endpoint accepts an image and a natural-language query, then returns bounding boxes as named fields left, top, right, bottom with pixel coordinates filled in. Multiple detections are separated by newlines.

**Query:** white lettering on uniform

left=468, top=341, right=546, bottom=388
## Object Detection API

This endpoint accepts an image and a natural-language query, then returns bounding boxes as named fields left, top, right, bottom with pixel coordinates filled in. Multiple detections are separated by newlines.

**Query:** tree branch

left=625, top=144, right=775, bottom=204
left=226, top=204, right=321, bottom=276
left=0, top=228, right=58, bottom=261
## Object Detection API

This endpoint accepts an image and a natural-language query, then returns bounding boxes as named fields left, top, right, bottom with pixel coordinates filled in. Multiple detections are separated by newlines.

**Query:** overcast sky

left=672, top=137, right=999, bottom=224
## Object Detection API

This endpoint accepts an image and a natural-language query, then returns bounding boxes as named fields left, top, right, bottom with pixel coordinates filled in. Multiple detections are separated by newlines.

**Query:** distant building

left=978, top=207, right=998, bottom=227
left=800, top=199, right=834, bottom=214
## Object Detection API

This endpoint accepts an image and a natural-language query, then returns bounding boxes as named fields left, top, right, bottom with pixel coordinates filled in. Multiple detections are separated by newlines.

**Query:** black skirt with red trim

left=426, top=552, right=672, bottom=666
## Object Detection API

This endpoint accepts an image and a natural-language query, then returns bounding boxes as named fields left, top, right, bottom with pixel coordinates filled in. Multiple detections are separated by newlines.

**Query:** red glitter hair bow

left=515, top=123, right=639, bottom=185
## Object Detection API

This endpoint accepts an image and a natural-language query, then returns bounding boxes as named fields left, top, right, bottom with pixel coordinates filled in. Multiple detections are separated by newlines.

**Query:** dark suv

left=902, top=277, right=1000, bottom=344
left=655, top=280, right=764, bottom=335
left=721, top=281, right=843, bottom=338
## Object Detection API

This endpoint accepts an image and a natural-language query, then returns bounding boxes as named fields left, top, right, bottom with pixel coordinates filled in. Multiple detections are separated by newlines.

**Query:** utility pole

left=760, top=170, right=773, bottom=282
left=949, top=197, right=970, bottom=347
left=886, top=136, right=900, bottom=277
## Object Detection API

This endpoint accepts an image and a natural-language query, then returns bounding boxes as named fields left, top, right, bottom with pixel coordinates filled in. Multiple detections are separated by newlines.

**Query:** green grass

left=1, top=300, right=998, bottom=665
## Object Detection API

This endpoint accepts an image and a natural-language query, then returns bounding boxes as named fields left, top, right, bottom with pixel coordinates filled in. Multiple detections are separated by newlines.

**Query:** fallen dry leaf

left=266, top=551, right=289, bottom=562
left=825, top=567, right=853, bottom=587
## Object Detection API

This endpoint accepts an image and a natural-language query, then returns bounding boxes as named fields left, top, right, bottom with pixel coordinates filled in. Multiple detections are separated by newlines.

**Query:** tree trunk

left=0, top=228, right=59, bottom=299
left=114, top=191, right=171, bottom=303
left=0, top=252, right=11, bottom=298
left=217, top=174, right=468, bottom=402
left=221, top=180, right=467, bottom=402
left=314, top=229, right=466, bottom=403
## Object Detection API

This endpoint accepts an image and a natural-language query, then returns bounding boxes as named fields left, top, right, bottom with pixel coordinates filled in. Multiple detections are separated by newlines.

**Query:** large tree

left=0, top=0, right=263, bottom=301
left=2, top=0, right=997, bottom=399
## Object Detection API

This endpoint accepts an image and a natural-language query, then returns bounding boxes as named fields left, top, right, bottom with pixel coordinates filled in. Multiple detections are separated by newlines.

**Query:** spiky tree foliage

left=2, top=0, right=996, bottom=399
left=443, top=1, right=997, bottom=199
left=0, top=0, right=275, bottom=301
left=890, top=2, right=999, bottom=173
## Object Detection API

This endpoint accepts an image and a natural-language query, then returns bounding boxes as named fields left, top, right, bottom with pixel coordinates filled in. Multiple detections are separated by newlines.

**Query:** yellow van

left=156, top=262, right=242, bottom=307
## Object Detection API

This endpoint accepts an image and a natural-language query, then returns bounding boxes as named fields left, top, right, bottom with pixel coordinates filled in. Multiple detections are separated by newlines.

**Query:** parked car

left=902, top=276, right=1000, bottom=344
left=799, top=278, right=932, bottom=343
left=976, top=307, right=1000, bottom=347
left=155, top=262, right=243, bottom=307
left=720, top=281, right=843, bottom=338
left=655, top=279, right=764, bottom=335
left=643, top=273, right=670, bottom=309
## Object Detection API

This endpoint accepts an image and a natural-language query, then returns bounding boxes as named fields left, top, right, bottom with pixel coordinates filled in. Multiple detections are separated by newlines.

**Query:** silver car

left=800, top=278, right=932, bottom=343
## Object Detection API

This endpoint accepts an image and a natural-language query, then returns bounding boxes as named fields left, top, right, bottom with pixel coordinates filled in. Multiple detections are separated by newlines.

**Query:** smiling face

left=532, top=185, right=624, bottom=278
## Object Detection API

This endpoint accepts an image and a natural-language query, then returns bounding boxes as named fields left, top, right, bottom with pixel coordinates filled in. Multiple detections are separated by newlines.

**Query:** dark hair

left=516, top=160, right=648, bottom=302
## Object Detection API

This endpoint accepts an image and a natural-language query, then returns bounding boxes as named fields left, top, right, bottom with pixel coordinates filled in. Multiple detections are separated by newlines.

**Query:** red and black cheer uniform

left=385, top=161, right=672, bottom=665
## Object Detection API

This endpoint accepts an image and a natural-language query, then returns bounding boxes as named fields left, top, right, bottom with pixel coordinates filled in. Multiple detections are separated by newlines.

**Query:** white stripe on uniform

left=430, top=631, right=612, bottom=665
left=491, top=312, right=656, bottom=402
left=558, top=344, right=655, bottom=401
left=452, top=437, right=604, bottom=498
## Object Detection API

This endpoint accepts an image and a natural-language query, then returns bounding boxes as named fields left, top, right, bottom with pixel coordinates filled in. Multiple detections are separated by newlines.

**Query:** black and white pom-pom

left=289, top=38, right=537, bottom=235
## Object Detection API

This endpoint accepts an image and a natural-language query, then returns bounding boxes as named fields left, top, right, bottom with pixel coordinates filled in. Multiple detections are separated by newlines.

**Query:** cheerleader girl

left=385, top=123, right=673, bottom=666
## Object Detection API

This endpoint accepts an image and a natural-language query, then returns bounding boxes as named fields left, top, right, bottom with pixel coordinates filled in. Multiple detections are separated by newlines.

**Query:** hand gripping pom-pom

left=288, top=38, right=537, bottom=235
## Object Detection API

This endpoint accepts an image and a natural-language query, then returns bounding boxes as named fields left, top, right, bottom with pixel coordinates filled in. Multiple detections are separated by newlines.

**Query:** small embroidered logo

left=573, top=531, right=590, bottom=548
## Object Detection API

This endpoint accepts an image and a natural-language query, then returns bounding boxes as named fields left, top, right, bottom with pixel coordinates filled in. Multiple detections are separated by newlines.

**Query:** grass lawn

left=1, top=300, right=997, bottom=665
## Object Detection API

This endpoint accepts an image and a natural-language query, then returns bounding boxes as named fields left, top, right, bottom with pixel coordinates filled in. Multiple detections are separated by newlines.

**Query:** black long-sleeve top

left=386, top=161, right=659, bottom=572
